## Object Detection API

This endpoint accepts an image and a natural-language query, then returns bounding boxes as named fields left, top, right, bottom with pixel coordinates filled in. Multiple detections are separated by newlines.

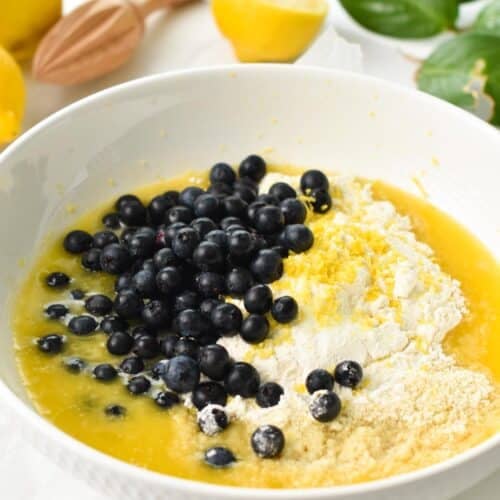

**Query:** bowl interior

left=0, top=65, right=499, bottom=422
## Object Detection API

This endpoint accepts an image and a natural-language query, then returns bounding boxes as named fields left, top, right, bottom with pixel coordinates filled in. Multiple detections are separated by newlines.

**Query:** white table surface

left=1, top=1, right=498, bottom=498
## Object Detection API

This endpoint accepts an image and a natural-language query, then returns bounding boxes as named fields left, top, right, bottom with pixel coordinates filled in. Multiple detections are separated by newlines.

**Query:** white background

left=1, top=0, right=499, bottom=498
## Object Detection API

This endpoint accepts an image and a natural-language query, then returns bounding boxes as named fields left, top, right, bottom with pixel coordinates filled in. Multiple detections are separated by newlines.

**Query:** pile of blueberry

left=36, top=155, right=339, bottom=467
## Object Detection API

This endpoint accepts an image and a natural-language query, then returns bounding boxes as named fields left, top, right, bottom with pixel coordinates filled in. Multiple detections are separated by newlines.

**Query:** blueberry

left=63, top=357, right=86, bottom=373
left=233, top=184, right=257, bottom=204
left=81, top=248, right=102, bottom=271
left=153, top=248, right=179, bottom=270
left=102, top=213, right=121, bottom=229
left=150, top=359, right=169, bottom=380
left=162, top=355, right=200, bottom=393
left=306, top=369, right=334, bottom=394
left=63, top=230, right=93, bottom=254
left=68, top=315, right=97, bottom=335
left=104, top=404, right=126, bottom=417
left=211, top=303, right=242, bottom=335
left=174, top=291, right=200, bottom=313
left=160, top=334, right=179, bottom=358
left=125, top=375, right=150, bottom=395
left=192, top=382, right=227, bottom=410
left=178, top=186, right=204, bottom=209
left=204, top=447, right=236, bottom=468
left=120, top=356, right=144, bottom=374
left=269, top=182, right=296, bottom=201
left=155, top=391, right=180, bottom=409
left=172, top=227, right=200, bottom=259
left=120, top=227, right=138, bottom=245
left=141, top=259, right=156, bottom=274
left=106, top=331, right=133, bottom=355
left=45, top=304, right=68, bottom=319
left=256, top=382, right=284, bottom=408
left=195, top=272, right=226, bottom=298
left=156, top=266, right=183, bottom=295
left=204, top=229, right=228, bottom=250
left=222, top=196, right=248, bottom=218
left=127, top=236, right=154, bottom=262
left=250, top=249, right=283, bottom=283
left=242, top=285, right=273, bottom=315
left=199, top=298, right=223, bottom=318
left=208, top=182, right=233, bottom=197
left=198, top=405, right=229, bottom=435
left=282, top=224, right=314, bottom=253
left=239, top=155, right=266, bottom=182
left=246, top=201, right=266, bottom=225
left=148, top=192, right=178, bottom=224
left=280, top=198, right=307, bottom=225
left=225, top=267, right=254, bottom=297
left=228, top=230, right=254, bottom=256
left=251, top=425, right=285, bottom=458
left=114, top=290, right=142, bottom=319
left=131, top=325, right=153, bottom=339
left=271, top=245, right=289, bottom=258
left=70, top=289, right=85, bottom=300
left=155, top=222, right=187, bottom=248
left=224, top=362, right=260, bottom=397
left=134, top=335, right=160, bottom=359
left=175, top=309, right=205, bottom=338
left=240, top=314, right=269, bottom=344
left=93, top=230, right=119, bottom=249
left=119, top=198, right=147, bottom=226
left=141, top=300, right=170, bottom=329
left=193, top=242, right=224, bottom=271
left=271, top=296, right=298, bottom=323
left=100, top=244, right=131, bottom=274
left=334, top=360, right=363, bottom=389
left=310, top=189, right=332, bottom=214
left=93, top=363, right=118, bottom=381
left=100, top=315, right=128, bottom=334
left=300, top=170, right=329, bottom=194
left=190, top=217, right=217, bottom=238
left=220, top=217, right=244, bottom=231
left=309, top=391, right=341, bottom=422
left=174, top=336, right=200, bottom=359
left=37, top=334, right=64, bottom=354
left=210, top=163, right=236, bottom=185
left=199, top=344, right=231, bottom=381
left=198, top=331, right=220, bottom=346
left=46, top=272, right=70, bottom=288
left=255, top=205, right=284, bottom=235
left=115, top=194, right=141, bottom=211
left=166, top=205, right=194, bottom=225
left=115, top=273, right=133, bottom=292
left=131, top=270, right=157, bottom=298
left=193, top=194, right=222, bottom=220
left=257, top=193, right=280, bottom=206
left=85, top=294, right=113, bottom=316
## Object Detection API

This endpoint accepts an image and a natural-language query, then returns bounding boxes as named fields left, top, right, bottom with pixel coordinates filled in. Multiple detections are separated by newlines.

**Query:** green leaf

left=417, top=33, right=500, bottom=125
left=473, top=0, right=500, bottom=36
left=338, top=0, right=459, bottom=39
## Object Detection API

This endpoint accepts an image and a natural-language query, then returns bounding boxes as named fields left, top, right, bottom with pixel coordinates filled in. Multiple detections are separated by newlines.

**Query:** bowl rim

left=0, top=64, right=499, bottom=497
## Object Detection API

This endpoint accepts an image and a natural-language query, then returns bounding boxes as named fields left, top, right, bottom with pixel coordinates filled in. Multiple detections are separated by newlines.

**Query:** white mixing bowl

left=0, top=65, right=499, bottom=500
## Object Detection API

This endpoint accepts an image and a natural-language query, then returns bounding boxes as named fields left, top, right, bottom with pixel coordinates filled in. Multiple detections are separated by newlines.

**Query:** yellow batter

left=12, top=167, right=500, bottom=488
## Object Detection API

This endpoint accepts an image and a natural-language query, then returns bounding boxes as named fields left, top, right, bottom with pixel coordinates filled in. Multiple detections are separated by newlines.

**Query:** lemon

left=212, top=0, right=328, bottom=62
left=0, top=0, right=61, bottom=61
left=0, top=46, right=25, bottom=145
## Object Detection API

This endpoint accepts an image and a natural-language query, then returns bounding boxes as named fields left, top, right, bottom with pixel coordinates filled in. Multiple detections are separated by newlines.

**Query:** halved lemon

left=212, top=0, right=328, bottom=62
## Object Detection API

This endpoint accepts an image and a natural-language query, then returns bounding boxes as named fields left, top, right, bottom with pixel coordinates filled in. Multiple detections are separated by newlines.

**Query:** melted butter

left=11, top=168, right=500, bottom=488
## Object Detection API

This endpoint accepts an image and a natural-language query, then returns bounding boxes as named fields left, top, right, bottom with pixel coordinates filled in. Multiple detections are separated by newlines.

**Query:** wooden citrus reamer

left=33, top=0, right=193, bottom=86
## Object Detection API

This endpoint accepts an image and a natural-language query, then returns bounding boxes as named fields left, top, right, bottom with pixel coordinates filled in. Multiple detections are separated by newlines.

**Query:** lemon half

left=212, top=0, right=328, bottom=62
left=0, top=46, right=25, bottom=145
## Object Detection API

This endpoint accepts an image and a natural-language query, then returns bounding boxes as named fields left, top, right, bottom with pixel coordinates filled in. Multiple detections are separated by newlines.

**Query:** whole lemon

left=0, top=0, right=61, bottom=61
left=212, top=0, right=328, bottom=62
left=0, top=46, right=25, bottom=145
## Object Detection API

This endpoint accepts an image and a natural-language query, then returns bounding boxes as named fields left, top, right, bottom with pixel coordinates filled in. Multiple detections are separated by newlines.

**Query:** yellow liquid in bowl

left=12, top=168, right=500, bottom=488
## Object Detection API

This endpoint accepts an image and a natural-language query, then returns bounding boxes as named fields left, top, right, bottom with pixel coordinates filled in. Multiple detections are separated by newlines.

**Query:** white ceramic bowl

left=0, top=65, right=499, bottom=500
